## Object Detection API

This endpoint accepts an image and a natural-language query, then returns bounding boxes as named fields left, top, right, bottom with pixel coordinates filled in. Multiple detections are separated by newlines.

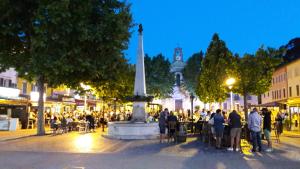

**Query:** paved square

left=0, top=130, right=300, bottom=169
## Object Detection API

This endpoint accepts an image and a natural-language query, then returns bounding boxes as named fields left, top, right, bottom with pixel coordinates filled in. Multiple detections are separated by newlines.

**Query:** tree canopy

left=235, top=47, right=281, bottom=118
left=0, top=0, right=132, bottom=135
left=182, top=51, right=203, bottom=94
left=144, top=54, right=174, bottom=98
left=196, top=33, right=235, bottom=103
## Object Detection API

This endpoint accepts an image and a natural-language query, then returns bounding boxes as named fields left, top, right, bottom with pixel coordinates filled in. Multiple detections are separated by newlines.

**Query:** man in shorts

left=262, top=108, right=272, bottom=152
left=227, top=110, right=242, bottom=151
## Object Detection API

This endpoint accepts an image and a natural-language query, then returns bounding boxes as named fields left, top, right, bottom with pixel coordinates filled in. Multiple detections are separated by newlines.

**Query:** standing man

left=227, top=110, right=242, bottom=152
left=214, top=109, right=225, bottom=149
left=159, top=108, right=168, bottom=143
left=262, top=108, right=273, bottom=152
left=248, top=108, right=262, bottom=152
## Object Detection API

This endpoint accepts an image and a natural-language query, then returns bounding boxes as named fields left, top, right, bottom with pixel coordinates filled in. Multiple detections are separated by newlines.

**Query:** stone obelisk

left=132, top=24, right=147, bottom=122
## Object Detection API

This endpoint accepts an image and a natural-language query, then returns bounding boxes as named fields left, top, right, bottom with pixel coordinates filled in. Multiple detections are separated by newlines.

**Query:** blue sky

left=125, top=0, right=300, bottom=64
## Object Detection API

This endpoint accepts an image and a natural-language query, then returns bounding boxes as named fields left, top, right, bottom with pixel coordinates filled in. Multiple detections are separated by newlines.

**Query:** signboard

left=62, top=97, right=75, bottom=102
left=0, top=87, right=20, bottom=99
left=30, top=92, right=46, bottom=102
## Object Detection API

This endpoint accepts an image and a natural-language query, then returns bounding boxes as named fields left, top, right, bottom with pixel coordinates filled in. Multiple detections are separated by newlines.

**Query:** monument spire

left=132, top=24, right=147, bottom=122
left=134, top=24, right=146, bottom=97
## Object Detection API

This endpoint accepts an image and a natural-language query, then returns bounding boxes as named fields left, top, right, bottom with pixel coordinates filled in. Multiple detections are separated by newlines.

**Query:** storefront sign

left=62, top=97, right=75, bottom=102
left=0, top=87, right=20, bottom=99
left=30, top=92, right=46, bottom=102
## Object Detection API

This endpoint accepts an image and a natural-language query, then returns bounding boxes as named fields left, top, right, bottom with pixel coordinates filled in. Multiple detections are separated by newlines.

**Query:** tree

left=92, top=63, right=135, bottom=101
left=144, top=54, right=174, bottom=98
left=235, top=47, right=281, bottom=120
left=182, top=51, right=203, bottom=94
left=196, top=33, right=235, bottom=103
left=0, top=0, right=132, bottom=135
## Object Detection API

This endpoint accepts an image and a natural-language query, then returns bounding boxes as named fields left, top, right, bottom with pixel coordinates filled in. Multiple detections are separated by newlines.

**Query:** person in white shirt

left=200, top=109, right=207, bottom=120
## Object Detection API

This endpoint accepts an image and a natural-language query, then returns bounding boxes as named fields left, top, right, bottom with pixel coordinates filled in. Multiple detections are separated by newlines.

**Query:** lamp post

left=80, top=83, right=91, bottom=112
left=225, top=78, right=236, bottom=111
left=190, top=93, right=195, bottom=133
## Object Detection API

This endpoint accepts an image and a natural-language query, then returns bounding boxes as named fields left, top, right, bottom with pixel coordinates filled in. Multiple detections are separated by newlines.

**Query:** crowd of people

left=27, top=109, right=137, bottom=133
left=27, top=106, right=293, bottom=152
left=157, top=107, right=289, bottom=153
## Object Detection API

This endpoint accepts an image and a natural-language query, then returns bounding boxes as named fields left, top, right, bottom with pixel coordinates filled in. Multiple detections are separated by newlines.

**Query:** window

left=268, top=92, right=269, bottom=97
left=289, top=87, right=292, bottom=97
left=279, top=90, right=281, bottom=99
left=247, top=95, right=252, bottom=100
left=272, top=91, right=274, bottom=99
left=297, top=85, right=300, bottom=96
left=264, top=94, right=266, bottom=98
left=295, top=68, right=300, bottom=77
left=22, top=82, right=27, bottom=94
left=176, top=74, right=180, bottom=86
left=272, top=78, right=275, bottom=84
left=279, top=75, right=282, bottom=82
left=234, top=94, right=240, bottom=101
left=283, top=88, right=286, bottom=98
left=0, top=78, right=3, bottom=86
left=31, top=84, right=37, bottom=92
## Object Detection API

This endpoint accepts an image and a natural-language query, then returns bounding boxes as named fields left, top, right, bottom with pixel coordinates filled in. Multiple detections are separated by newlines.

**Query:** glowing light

left=226, top=78, right=236, bottom=86
left=30, top=92, right=46, bottom=102
left=0, top=87, right=20, bottom=98
left=80, top=83, right=91, bottom=90
left=74, top=134, right=93, bottom=152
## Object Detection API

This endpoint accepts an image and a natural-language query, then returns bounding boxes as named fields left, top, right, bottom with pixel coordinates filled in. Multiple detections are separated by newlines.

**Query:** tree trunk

left=36, top=75, right=45, bottom=136
left=243, top=92, right=248, bottom=121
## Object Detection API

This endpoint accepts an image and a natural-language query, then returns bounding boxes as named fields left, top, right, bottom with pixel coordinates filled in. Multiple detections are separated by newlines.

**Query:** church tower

left=173, top=47, right=183, bottom=62
left=170, top=47, right=186, bottom=86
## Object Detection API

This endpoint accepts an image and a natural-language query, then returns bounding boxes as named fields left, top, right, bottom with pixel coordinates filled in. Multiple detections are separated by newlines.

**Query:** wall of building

left=261, top=66, right=288, bottom=104
left=287, top=59, right=300, bottom=105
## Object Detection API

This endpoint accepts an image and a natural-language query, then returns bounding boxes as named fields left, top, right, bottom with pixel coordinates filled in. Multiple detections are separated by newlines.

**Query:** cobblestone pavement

left=0, top=129, right=300, bottom=169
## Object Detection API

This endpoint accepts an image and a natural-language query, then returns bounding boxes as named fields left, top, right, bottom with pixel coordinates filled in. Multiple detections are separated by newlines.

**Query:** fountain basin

left=105, top=121, right=159, bottom=140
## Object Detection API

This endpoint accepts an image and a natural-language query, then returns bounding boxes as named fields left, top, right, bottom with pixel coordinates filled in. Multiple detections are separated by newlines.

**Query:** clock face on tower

left=176, top=55, right=181, bottom=61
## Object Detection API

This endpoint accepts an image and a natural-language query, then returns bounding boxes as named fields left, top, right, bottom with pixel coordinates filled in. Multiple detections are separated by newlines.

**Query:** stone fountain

left=106, top=24, right=159, bottom=139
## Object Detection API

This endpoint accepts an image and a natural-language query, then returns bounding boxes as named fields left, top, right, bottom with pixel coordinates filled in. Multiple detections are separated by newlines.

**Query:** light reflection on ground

left=74, top=134, right=93, bottom=152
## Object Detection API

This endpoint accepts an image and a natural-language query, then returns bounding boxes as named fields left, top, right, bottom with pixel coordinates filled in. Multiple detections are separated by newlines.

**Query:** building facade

left=260, top=58, right=300, bottom=130
left=286, top=58, right=300, bottom=112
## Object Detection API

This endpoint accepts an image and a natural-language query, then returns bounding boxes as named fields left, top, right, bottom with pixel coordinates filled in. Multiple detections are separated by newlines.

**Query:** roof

left=170, top=61, right=186, bottom=72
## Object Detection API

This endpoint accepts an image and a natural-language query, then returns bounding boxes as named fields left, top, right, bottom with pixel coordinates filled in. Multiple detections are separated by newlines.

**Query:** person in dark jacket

left=262, top=108, right=272, bottom=152
left=86, top=114, right=95, bottom=132
left=159, top=108, right=168, bottom=143
left=214, top=109, right=225, bottom=149
left=227, top=110, right=242, bottom=151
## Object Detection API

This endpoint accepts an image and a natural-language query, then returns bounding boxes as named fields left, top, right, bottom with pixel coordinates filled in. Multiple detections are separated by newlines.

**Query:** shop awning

left=257, top=101, right=286, bottom=107
left=287, top=97, right=300, bottom=107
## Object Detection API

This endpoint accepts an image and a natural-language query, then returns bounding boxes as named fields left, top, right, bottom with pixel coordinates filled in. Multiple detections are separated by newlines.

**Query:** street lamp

left=80, top=83, right=91, bottom=112
left=225, top=78, right=236, bottom=111
left=190, top=93, right=195, bottom=133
